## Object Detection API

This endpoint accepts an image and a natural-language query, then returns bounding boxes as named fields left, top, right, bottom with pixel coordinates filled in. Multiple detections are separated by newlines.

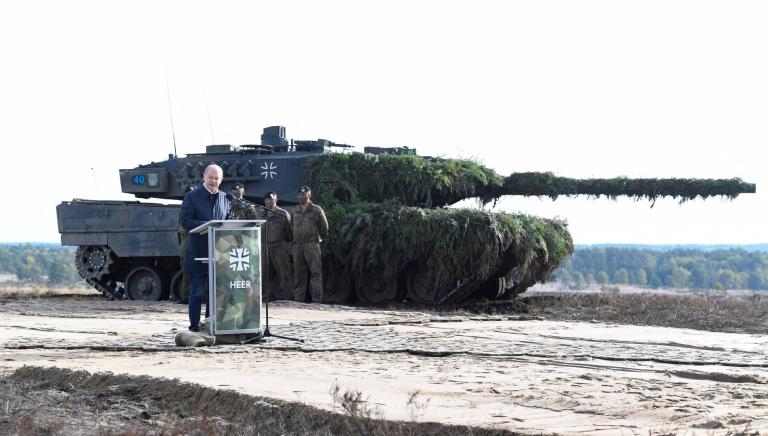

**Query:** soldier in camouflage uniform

left=258, top=192, right=294, bottom=300
left=228, top=183, right=257, bottom=220
left=292, top=186, right=329, bottom=303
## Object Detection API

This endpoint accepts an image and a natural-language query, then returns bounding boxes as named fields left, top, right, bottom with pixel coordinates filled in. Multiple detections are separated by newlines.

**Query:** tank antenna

left=163, top=58, right=178, bottom=157
left=204, top=89, right=215, bottom=144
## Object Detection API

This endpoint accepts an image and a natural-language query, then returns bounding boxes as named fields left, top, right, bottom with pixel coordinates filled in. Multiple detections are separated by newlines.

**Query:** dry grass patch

left=523, top=293, right=768, bottom=334
left=0, top=366, right=521, bottom=436
left=382, top=291, right=768, bottom=334
left=0, top=283, right=93, bottom=300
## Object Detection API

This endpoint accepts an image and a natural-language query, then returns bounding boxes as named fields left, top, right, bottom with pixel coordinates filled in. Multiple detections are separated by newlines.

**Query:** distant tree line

left=0, top=244, right=79, bottom=286
left=3, top=243, right=767, bottom=291
left=554, top=247, right=768, bottom=291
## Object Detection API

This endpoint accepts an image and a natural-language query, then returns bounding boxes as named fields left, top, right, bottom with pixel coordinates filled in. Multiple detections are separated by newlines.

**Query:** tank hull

left=57, top=199, right=574, bottom=305
left=57, top=200, right=181, bottom=300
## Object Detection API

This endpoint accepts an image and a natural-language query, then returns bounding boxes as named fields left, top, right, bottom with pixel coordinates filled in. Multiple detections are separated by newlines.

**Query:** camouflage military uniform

left=291, top=202, right=329, bottom=302
left=258, top=206, right=293, bottom=299
left=229, top=201, right=257, bottom=220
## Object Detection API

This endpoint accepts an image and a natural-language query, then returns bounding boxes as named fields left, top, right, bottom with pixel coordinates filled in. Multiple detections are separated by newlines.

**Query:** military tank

left=57, top=126, right=756, bottom=304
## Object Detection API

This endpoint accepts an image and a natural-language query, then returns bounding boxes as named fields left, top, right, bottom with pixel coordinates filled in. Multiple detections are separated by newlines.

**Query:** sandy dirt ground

left=1, top=297, right=766, bottom=435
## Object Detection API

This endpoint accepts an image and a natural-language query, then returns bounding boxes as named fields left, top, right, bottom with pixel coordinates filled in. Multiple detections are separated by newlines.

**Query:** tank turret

left=58, top=126, right=756, bottom=304
left=118, top=125, right=340, bottom=205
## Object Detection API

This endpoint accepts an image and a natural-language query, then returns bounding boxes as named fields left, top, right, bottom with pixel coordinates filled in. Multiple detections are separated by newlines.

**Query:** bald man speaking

left=180, top=164, right=233, bottom=332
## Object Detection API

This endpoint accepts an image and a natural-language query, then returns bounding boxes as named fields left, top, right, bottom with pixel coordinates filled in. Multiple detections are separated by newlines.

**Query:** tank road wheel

left=170, top=270, right=188, bottom=304
left=322, top=278, right=351, bottom=304
left=403, top=264, right=443, bottom=304
left=321, top=259, right=351, bottom=304
left=354, top=275, right=398, bottom=305
left=75, top=246, right=114, bottom=281
left=125, top=266, right=167, bottom=301
left=402, top=263, right=480, bottom=304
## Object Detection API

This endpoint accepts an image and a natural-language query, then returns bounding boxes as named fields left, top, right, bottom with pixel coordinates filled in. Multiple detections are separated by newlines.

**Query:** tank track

left=84, top=277, right=126, bottom=300
left=75, top=246, right=126, bottom=300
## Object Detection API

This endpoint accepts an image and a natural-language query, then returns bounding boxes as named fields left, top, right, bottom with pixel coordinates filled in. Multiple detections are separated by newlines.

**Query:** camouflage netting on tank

left=306, top=154, right=755, bottom=208
left=306, top=153, right=502, bottom=207
left=498, top=172, right=756, bottom=204
left=319, top=201, right=573, bottom=304
left=305, top=153, right=752, bottom=303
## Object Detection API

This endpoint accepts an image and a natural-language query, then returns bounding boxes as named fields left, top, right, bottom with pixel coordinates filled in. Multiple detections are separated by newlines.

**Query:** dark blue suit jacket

left=180, top=186, right=232, bottom=273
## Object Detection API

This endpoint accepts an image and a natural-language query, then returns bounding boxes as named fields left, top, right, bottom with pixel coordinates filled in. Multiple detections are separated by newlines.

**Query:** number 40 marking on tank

left=260, top=162, right=277, bottom=179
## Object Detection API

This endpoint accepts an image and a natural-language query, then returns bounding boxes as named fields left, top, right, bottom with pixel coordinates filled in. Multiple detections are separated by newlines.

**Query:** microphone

left=224, top=193, right=250, bottom=215
left=225, top=192, right=249, bottom=206
left=225, top=193, right=290, bottom=218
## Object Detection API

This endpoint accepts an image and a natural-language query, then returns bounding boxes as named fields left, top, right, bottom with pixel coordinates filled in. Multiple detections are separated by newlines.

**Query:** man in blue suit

left=180, top=164, right=232, bottom=332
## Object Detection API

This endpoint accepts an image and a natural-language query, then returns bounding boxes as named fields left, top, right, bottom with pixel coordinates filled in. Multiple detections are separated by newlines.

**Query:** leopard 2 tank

left=57, top=126, right=756, bottom=303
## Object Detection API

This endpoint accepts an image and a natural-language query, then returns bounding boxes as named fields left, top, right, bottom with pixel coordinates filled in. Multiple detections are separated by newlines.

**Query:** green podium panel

left=208, top=224, right=262, bottom=335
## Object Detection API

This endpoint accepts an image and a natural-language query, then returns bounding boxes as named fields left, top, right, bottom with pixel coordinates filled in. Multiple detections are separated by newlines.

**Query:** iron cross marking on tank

left=260, top=162, right=278, bottom=179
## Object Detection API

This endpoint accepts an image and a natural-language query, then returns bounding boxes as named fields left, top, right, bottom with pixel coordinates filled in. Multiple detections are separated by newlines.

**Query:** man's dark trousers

left=188, top=269, right=209, bottom=330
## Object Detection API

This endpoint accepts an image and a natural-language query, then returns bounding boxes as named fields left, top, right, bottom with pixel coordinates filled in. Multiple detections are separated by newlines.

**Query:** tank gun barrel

left=497, top=173, right=756, bottom=203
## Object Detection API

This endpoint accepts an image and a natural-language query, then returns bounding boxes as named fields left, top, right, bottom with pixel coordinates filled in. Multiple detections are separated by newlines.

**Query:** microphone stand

left=240, top=198, right=303, bottom=344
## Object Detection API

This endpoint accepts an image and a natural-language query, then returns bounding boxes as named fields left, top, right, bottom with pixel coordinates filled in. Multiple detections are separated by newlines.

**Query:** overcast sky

left=1, top=1, right=765, bottom=244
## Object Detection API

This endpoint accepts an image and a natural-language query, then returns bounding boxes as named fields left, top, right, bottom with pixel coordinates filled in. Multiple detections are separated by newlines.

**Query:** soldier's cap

left=231, top=183, right=245, bottom=192
left=264, top=191, right=277, bottom=199
left=297, top=185, right=311, bottom=194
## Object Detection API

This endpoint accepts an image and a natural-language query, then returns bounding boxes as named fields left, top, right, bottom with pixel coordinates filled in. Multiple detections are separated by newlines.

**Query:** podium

left=191, top=219, right=265, bottom=336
